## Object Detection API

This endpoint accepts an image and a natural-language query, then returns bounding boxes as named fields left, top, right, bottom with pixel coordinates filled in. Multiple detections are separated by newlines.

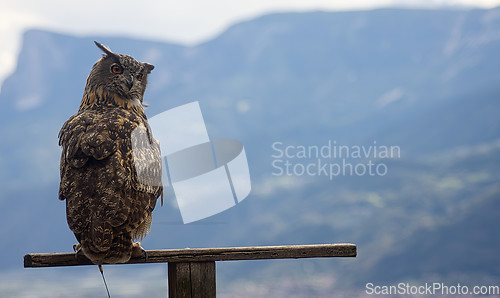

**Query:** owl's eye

left=111, top=64, right=123, bottom=74
left=137, top=73, right=144, bottom=81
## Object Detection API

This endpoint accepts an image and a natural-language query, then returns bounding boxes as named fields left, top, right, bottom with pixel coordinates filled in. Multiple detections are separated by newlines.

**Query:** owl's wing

left=59, top=109, right=162, bottom=242
left=60, top=110, right=162, bottom=187
left=58, top=110, right=119, bottom=169
left=130, top=122, right=163, bottom=200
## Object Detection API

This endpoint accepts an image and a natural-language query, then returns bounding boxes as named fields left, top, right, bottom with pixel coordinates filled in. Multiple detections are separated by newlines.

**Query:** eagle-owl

left=58, top=41, right=162, bottom=264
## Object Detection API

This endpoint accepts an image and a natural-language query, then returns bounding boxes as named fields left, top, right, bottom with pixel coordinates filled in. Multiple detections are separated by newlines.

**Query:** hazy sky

left=1, top=0, right=499, bottom=89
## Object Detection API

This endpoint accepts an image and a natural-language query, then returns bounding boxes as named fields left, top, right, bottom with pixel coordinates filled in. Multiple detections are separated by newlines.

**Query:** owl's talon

left=73, top=244, right=86, bottom=260
left=73, top=243, right=81, bottom=252
left=131, top=242, right=148, bottom=261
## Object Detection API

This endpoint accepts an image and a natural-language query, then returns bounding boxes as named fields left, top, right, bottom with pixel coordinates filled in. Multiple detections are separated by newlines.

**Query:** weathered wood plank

left=24, top=243, right=356, bottom=268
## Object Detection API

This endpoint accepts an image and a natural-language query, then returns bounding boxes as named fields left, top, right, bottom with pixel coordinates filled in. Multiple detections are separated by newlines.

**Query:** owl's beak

left=126, top=75, right=134, bottom=90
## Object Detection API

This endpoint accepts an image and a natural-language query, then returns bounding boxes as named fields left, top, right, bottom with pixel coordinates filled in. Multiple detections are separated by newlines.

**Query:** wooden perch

left=24, top=243, right=356, bottom=267
left=24, top=243, right=356, bottom=297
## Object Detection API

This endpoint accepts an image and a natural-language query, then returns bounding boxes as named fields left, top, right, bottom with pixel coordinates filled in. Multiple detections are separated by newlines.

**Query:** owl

left=58, top=41, right=162, bottom=264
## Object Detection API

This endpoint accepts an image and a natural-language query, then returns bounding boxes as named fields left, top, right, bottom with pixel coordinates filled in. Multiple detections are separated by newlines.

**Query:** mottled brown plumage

left=58, top=42, right=162, bottom=264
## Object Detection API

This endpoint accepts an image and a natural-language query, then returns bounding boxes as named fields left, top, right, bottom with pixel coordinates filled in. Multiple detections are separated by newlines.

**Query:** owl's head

left=83, top=41, right=154, bottom=109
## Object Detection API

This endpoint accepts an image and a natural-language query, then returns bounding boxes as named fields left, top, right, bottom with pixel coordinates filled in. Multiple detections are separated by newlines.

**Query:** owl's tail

left=79, top=231, right=133, bottom=264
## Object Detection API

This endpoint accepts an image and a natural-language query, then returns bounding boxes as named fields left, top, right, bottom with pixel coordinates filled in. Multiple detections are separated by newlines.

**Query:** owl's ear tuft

left=143, top=63, right=155, bottom=73
left=94, top=41, right=116, bottom=58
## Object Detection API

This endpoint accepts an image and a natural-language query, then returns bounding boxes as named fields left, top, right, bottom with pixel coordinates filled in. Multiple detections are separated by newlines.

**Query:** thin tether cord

left=98, top=265, right=111, bottom=298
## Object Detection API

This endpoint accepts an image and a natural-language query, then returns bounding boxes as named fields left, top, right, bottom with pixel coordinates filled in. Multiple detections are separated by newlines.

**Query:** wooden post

left=24, top=243, right=356, bottom=297
left=168, top=261, right=216, bottom=298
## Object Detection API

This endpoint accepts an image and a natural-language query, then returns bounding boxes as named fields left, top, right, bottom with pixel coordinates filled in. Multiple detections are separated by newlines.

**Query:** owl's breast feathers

left=58, top=107, right=162, bottom=253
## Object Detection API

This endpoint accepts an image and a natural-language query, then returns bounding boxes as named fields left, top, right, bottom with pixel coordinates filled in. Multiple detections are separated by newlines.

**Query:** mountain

left=0, top=7, right=499, bottom=297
